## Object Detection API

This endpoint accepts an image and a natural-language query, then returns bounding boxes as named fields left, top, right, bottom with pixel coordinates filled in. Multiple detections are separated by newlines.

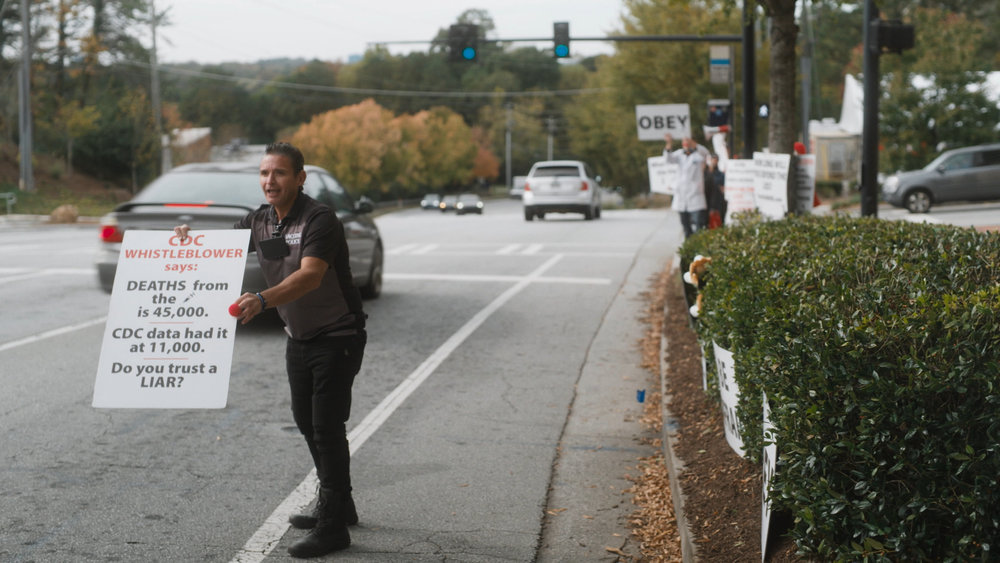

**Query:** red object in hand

left=228, top=303, right=242, bottom=317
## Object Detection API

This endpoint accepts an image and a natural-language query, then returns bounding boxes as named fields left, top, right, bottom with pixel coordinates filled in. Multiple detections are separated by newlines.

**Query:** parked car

left=882, top=142, right=1000, bottom=213
left=509, top=176, right=526, bottom=199
left=420, top=193, right=441, bottom=210
left=95, top=162, right=384, bottom=298
left=523, top=160, right=602, bottom=221
left=438, top=195, right=458, bottom=212
left=455, top=194, right=484, bottom=215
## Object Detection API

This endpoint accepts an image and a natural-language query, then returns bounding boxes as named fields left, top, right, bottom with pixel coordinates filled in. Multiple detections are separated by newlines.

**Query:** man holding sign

left=176, top=142, right=366, bottom=558
left=663, top=133, right=710, bottom=238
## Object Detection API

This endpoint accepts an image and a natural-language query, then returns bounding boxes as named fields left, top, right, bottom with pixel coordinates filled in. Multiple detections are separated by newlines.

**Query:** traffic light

left=553, top=22, right=570, bottom=58
left=448, top=24, right=479, bottom=62
left=874, top=19, right=915, bottom=54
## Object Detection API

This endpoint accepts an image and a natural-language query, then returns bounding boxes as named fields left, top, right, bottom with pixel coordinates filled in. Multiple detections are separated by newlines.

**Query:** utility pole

left=860, top=0, right=914, bottom=217
left=19, top=0, right=35, bottom=192
left=860, top=0, right=880, bottom=218
left=505, top=103, right=513, bottom=188
left=150, top=0, right=169, bottom=173
left=741, top=0, right=755, bottom=159
left=546, top=116, right=556, bottom=160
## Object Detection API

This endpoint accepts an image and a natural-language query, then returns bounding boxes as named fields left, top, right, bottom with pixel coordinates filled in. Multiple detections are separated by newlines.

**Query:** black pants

left=286, top=331, right=367, bottom=493
left=679, top=209, right=708, bottom=238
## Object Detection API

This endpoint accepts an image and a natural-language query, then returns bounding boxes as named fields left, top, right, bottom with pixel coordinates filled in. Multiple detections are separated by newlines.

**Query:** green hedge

left=680, top=214, right=1000, bottom=561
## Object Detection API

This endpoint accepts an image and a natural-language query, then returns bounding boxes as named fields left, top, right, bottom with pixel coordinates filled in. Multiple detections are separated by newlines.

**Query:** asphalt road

left=0, top=199, right=680, bottom=562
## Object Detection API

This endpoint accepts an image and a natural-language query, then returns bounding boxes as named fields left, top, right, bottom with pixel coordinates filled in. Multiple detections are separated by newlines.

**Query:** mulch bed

left=627, top=265, right=801, bottom=562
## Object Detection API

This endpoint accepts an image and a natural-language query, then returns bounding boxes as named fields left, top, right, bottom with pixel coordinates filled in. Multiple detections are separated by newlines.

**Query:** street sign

left=635, top=104, right=691, bottom=141
left=710, top=45, right=731, bottom=84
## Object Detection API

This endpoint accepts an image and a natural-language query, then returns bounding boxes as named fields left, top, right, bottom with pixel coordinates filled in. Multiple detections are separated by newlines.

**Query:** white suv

left=522, top=160, right=602, bottom=221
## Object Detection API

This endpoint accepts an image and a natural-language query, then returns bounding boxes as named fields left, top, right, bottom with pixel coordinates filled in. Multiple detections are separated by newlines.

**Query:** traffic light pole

left=861, top=0, right=880, bottom=218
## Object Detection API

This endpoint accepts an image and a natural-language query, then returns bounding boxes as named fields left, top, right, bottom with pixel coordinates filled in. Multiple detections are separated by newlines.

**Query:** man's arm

left=230, top=256, right=328, bottom=324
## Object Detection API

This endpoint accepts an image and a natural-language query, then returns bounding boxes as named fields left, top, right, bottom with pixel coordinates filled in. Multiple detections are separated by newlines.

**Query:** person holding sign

left=175, top=142, right=366, bottom=558
left=663, top=134, right=710, bottom=238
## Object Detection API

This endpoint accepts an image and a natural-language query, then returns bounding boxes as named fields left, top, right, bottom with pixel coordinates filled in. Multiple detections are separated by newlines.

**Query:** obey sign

left=93, top=229, right=250, bottom=409
left=635, top=104, right=691, bottom=141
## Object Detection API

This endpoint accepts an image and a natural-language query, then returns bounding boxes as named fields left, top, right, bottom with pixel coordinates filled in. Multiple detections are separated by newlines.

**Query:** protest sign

left=723, top=159, right=757, bottom=223
left=753, top=152, right=791, bottom=220
left=635, top=104, right=691, bottom=141
left=93, top=229, right=250, bottom=409
left=795, top=154, right=817, bottom=214
left=713, top=341, right=745, bottom=458
left=647, top=155, right=679, bottom=195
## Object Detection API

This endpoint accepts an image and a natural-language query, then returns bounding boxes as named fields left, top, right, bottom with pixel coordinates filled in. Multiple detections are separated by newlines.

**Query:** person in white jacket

left=664, top=133, right=709, bottom=238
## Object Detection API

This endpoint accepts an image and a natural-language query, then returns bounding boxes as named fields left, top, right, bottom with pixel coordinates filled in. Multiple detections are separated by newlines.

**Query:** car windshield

left=458, top=195, right=479, bottom=202
left=532, top=166, right=580, bottom=177
left=132, top=171, right=265, bottom=208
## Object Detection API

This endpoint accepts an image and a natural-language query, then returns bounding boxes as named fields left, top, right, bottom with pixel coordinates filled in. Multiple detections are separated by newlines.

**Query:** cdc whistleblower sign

left=635, top=104, right=691, bottom=141
left=93, top=229, right=250, bottom=409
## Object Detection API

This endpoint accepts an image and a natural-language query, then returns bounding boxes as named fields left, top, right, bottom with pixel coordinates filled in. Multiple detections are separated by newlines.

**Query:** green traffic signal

left=553, top=22, right=570, bottom=58
left=448, top=23, right=479, bottom=62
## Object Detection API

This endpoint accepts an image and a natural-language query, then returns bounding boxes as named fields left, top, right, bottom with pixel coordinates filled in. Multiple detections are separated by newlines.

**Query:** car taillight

left=579, top=181, right=589, bottom=191
left=524, top=182, right=531, bottom=191
left=99, top=222, right=124, bottom=243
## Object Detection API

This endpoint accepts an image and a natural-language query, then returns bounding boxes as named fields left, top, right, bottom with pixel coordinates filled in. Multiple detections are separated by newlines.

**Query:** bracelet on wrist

left=255, top=292, right=267, bottom=310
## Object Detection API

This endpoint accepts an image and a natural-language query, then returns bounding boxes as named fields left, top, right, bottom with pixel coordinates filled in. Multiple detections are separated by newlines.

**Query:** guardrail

left=1, top=192, right=15, bottom=215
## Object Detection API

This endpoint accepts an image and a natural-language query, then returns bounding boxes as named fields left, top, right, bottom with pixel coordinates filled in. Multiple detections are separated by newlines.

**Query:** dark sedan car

left=95, top=162, right=383, bottom=298
left=455, top=194, right=484, bottom=215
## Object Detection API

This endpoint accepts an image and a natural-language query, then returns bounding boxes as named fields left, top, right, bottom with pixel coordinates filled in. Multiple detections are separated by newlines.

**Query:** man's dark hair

left=265, top=142, right=305, bottom=173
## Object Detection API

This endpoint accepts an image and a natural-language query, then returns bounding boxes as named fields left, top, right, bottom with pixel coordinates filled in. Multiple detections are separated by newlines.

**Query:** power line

left=119, top=59, right=609, bottom=99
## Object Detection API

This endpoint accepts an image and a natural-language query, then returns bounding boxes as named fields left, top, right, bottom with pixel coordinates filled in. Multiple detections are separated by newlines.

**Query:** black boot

left=287, top=488, right=350, bottom=558
left=289, top=490, right=358, bottom=529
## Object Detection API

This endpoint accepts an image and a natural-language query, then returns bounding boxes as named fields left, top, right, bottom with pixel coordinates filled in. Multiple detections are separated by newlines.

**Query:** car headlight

left=456, top=203, right=464, bottom=209
left=882, top=175, right=899, bottom=194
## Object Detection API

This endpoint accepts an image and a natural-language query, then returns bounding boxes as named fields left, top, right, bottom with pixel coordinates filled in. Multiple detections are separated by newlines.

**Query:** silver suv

left=882, top=143, right=1000, bottom=213
left=523, top=160, right=602, bottom=221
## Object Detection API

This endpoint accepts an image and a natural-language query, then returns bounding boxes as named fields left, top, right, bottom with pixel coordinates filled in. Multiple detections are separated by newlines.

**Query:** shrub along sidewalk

left=679, top=214, right=1000, bottom=561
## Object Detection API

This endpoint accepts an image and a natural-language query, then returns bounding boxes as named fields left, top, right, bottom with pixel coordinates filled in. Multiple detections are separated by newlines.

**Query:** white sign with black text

left=795, top=154, right=817, bottom=214
left=647, top=155, right=679, bottom=195
left=713, top=341, right=745, bottom=458
left=635, top=104, right=692, bottom=141
left=753, top=152, right=792, bottom=220
left=93, top=229, right=250, bottom=409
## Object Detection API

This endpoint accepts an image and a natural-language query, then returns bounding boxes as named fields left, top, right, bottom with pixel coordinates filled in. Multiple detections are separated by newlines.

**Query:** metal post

left=741, top=0, right=755, bottom=159
left=860, top=0, right=880, bottom=217
left=18, top=0, right=34, bottom=192
left=150, top=0, right=168, bottom=173
left=505, top=103, right=513, bottom=188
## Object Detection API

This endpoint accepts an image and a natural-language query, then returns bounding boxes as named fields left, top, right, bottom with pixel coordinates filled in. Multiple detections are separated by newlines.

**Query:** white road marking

left=410, top=243, right=438, bottom=255
left=0, top=316, right=107, bottom=353
left=229, top=254, right=567, bottom=563
left=385, top=273, right=610, bottom=285
left=0, top=268, right=94, bottom=284
left=496, top=243, right=522, bottom=255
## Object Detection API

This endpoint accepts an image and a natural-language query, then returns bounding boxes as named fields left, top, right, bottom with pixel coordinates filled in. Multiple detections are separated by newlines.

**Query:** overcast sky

left=154, top=0, right=626, bottom=64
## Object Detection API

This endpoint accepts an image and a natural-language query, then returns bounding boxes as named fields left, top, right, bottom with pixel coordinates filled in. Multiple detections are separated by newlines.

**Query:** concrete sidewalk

left=536, top=212, right=682, bottom=561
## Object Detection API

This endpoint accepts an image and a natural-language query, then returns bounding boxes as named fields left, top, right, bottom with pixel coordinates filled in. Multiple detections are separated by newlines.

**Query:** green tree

left=875, top=7, right=1000, bottom=172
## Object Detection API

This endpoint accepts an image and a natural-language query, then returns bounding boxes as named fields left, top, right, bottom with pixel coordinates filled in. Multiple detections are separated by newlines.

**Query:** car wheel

left=359, top=244, right=383, bottom=299
left=584, top=207, right=594, bottom=220
left=524, top=208, right=534, bottom=221
left=904, top=190, right=932, bottom=213
left=595, top=206, right=601, bottom=219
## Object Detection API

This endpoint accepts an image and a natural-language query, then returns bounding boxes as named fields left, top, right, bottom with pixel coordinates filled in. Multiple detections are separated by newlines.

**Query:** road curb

left=660, top=253, right=697, bottom=563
